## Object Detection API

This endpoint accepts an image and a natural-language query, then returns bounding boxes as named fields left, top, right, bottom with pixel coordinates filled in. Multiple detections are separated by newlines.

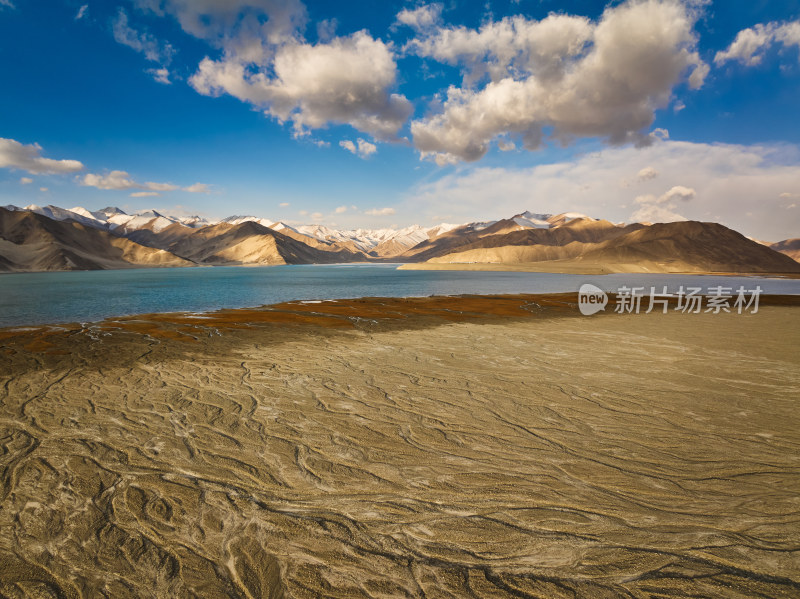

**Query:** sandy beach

left=1, top=295, right=799, bottom=598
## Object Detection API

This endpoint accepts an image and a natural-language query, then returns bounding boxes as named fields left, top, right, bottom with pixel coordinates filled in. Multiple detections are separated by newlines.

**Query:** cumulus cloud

left=335, top=205, right=347, bottom=214
left=190, top=31, right=412, bottom=139
left=135, top=0, right=409, bottom=140
left=279, top=202, right=290, bottom=207
left=630, top=202, right=688, bottom=223
left=408, top=0, right=709, bottom=163
left=638, top=166, right=659, bottom=180
left=135, top=0, right=307, bottom=60
left=631, top=185, right=695, bottom=222
left=365, top=207, right=396, bottom=216
left=497, top=140, right=516, bottom=152
left=403, top=139, right=800, bottom=240
left=19, top=177, right=33, bottom=185
left=113, top=9, right=174, bottom=65
left=147, top=67, right=172, bottom=84
left=0, top=138, right=84, bottom=174
left=396, top=4, right=442, bottom=32
left=131, top=191, right=160, bottom=197
left=81, top=170, right=139, bottom=190
left=714, top=20, right=800, bottom=66
left=81, top=170, right=207, bottom=193
left=75, top=4, right=88, bottom=20
left=339, top=138, right=378, bottom=158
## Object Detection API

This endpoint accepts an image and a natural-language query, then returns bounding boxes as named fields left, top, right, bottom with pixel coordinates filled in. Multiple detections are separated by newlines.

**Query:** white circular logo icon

left=578, top=283, right=608, bottom=315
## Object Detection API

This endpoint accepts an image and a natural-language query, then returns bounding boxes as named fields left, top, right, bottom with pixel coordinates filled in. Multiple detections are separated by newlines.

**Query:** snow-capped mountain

left=3, top=203, right=596, bottom=259
left=13, top=204, right=215, bottom=233
left=220, top=215, right=275, bottom=228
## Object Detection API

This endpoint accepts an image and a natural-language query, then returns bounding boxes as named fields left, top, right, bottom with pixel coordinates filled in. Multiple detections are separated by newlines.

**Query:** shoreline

left=398, top=261, right=800, bottom=277
left=3, top=291, right=800, bottom=339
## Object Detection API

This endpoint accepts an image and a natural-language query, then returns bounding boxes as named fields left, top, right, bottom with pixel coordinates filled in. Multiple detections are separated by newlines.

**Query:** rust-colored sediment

left=0, top=294, right=581, bottom=351
left=2, top=293, right=798, bottom=353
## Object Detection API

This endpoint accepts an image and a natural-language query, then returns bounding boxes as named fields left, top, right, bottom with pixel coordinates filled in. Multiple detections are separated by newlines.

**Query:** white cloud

left=316, top=18, right=337, bottom=42
left=183, top=182, right=211, bottom=193
left=334, top=205, right=347, bottom=214
left=630, top=202, right=687, bottom=223
left=339, top=138, right=378, bottom=158
left=131, top=191, right=160, bottom=197
left=279, top=202, right=290, bottom=207
left=637, top=166, right=659, bottom=180
left=147, top=67, right=172, bottom=84
left=0, top=0, right=14, bottom=9
left=631, top=185, right=695, bottom=222
left=497, top=140, right=516, bottom=151
left=402, top=139, right=800, bottom=240
left=358, top=139, right=379, bottom=157
left=715, top=20, right=800, bottom=66
left=135, top=0, right=307, bottom=59
left=190, top=31, right=412, bottom=139
left=82, top=170, right=139, bottom=190
left=0, top=138, right=84, bottom=174
left=19, top=177, right=33, bottom=185
left=408, top=0, right=709, bottom=163
left=145, top=181, right=180, bottom=191
left=113, top=9, right=174, bottom=65
left=81, top=169, right=201, bottom=192
left=75, top=4, right=88, bottom=20
left=139, top=0, right=408, bottom=139
left=39, top=187, right=48, bottom=192
left=311, top=211, right=323, bottom=220
left=365, top=207, right=396, bottom=216
left=396, top=4, right=442, bottom=32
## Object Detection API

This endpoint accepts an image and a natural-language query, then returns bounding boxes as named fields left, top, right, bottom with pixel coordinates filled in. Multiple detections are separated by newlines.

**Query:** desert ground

left=1, top=295, right=798, bottom=598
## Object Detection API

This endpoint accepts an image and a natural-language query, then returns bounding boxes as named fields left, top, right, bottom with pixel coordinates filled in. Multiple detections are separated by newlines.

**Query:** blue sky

left=0, top=0, right=799, bottom=239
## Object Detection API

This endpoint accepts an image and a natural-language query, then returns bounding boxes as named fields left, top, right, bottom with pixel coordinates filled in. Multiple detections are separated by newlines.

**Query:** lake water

left=1, top=264, right=798, bottom=328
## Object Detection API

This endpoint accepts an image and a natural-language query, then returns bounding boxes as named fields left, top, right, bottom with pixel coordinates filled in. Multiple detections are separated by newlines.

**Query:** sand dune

left=1, top=295, right=799, bottom=597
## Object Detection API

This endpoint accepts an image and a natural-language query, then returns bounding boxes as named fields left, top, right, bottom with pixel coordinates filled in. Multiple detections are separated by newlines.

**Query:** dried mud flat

left=1, top=294, right=799, bottom=598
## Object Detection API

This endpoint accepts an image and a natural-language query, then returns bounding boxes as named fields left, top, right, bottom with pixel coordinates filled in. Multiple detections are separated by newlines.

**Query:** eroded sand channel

left=1, top=296, right=798, bottom=598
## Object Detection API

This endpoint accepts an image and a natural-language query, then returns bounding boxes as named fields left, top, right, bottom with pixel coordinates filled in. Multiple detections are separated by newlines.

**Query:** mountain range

left=1, top=204, right=798, bottom=274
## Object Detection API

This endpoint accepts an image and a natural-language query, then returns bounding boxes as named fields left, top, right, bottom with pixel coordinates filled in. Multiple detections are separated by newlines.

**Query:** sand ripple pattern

left=1, top=305, right=799, bottom=597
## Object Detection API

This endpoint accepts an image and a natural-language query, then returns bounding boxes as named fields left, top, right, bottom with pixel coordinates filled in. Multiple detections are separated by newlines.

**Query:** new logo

left=578, top=283, right=608, bottom=315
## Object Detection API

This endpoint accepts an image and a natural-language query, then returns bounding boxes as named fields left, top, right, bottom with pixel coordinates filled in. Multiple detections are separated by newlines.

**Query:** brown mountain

left=0, top=207, right=193, bottom=272
left=159, top=221, right=362, bottom=265
left=403, top=218, right=644, bottom=262
left=421, top=220, right=800, bottom=273
left=770, top=238, right=800, bottom=262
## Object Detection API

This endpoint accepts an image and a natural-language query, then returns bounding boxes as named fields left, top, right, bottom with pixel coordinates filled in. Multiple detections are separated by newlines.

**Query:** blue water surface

left=1, top=264, right=797, bottom=327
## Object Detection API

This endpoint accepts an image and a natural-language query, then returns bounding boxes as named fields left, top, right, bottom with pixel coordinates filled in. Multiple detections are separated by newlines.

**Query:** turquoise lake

left=1, top=264, right=798, bottom=327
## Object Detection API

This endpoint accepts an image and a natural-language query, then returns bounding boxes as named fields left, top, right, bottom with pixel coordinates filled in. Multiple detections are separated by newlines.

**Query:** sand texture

left=1, top=295, right=799, bottom=598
